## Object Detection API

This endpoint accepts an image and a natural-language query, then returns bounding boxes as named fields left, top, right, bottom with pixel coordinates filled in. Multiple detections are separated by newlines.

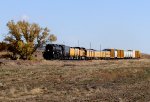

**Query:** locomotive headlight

left=47, top=50, right=49, bottom=51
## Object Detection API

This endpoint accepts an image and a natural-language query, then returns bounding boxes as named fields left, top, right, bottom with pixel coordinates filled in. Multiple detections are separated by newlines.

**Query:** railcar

left=43, top=44, right=63, bottom=60
left=79, top=47, right=86, bottom=59
left=86, top=49, right=95, bottom=60
left=69, top=47, right=75, bottom=59
left=135, top=51, right=141, bottom=58
left=94, top=51, right=101, bottom=59
left=103, top=49, right=116, bottom=59
left=74, top=47, right=80, bottom=59
left=43, top=44, right=141, bottom=60
left=61, top=45, right=70, bottom=59
left=116, top=49, right=124, bottom=59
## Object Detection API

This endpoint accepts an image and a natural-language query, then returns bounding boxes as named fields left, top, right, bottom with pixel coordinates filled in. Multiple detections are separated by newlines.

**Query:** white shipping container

left=124, top=51, right=127, bottom=58
left=115, top=51, right=117, bottom=58
left=124, top=50, right=129, bottom=58
left=128, top=50, right=133, bottom=58
left=124, top=50, right=134, bottom=58
left=133, top=50, right=135, bottom=58
left=128, top=51, right=131, bottom=58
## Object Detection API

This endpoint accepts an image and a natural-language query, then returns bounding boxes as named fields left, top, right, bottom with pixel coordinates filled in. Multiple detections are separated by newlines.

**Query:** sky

left=0, top=0, right=150, bottom=53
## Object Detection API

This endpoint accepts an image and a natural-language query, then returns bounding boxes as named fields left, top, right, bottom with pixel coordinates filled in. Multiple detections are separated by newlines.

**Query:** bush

left=0, top=42, right=9, bottom=51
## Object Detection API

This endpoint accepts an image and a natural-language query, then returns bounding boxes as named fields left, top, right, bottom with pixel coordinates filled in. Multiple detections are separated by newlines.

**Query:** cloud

left=21, top=14, right=29, bottom=21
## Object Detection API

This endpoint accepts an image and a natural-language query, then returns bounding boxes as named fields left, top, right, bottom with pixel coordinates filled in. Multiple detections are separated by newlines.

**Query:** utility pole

left=78, top=40, right=79, bottom=47
left=90, top=42, right=91, bottom=59
left=100, top=44, right=102, bottom=58
left=100, top=44, right=101, bottom=51
left=90, top=42, right=91, bottom=49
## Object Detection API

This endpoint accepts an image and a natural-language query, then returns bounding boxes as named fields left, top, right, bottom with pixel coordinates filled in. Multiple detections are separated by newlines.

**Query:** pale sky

left=0, top=0, right=150, bottom=53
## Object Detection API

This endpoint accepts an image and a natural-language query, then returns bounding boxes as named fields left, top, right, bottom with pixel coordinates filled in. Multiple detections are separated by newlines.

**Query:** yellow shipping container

left=102, top=51, right=106, bottom=58
left=101, top=51, right=105, bottom=58
left=70, top=48, right=75, bottom=57
left=100, top=52, right=103, bottom=58
left=98, top=51, right=101, bottom=58
left=95, top=51, right=101, bottom=58
left=79, top=48, right=86, bottom=57
left=99, top=51, right=110, bottom=58
left=91, top=51, right=95, bottom=58
left=86, top=50, right=90, bottom=57
left=74, top=48, right=80, bottom=57
left=105, top=51, right=111, bottom=58
left=86, top=50, right=95, bottom=58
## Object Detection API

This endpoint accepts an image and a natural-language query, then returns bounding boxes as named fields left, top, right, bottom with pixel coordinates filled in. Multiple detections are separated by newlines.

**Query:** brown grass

left=141, top=53, right=150, bottom=59
left=0, top=55, right=150, bottom=101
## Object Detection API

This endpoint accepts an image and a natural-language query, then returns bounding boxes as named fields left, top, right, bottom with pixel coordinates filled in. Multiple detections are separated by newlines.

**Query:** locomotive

left=43, top=44, right=141, bottom=60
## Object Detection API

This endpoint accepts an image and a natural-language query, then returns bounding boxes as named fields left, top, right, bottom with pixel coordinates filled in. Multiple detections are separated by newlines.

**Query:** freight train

left=43, top=44, right=141, bottom=60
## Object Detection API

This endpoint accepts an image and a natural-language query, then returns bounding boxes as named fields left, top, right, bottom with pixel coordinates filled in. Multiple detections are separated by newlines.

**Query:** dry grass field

left=0, top=53, right=150, bottom=102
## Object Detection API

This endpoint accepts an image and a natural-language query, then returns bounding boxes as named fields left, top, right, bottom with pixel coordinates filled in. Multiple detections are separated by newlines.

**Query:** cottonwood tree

left=4, top=20, right=56, bottom=60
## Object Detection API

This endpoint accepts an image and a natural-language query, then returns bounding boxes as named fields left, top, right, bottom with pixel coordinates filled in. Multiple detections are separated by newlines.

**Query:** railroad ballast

left=43, top=44, right=141, bottom=60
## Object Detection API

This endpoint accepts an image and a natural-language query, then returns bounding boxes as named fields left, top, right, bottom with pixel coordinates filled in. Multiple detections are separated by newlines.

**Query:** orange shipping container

left=110, top=49, right=115, bottom=59
left=135, top=51, right=141, bottom=58
left=139, top=51, right=141, bottom=58
left=117, top=50, right=121, bottom=59
left=120, top=50, right=124, bottom=58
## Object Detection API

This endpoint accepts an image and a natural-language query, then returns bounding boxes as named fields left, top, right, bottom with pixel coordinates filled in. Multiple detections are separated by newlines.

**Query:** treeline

left=0, top=20, right=57, bottom=60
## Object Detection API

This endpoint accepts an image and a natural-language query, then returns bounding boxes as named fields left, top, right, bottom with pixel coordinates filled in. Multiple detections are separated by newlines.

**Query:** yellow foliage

left=49, top=34, right=57, bottom=43
left=4, top=20, right=57, bottom=60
